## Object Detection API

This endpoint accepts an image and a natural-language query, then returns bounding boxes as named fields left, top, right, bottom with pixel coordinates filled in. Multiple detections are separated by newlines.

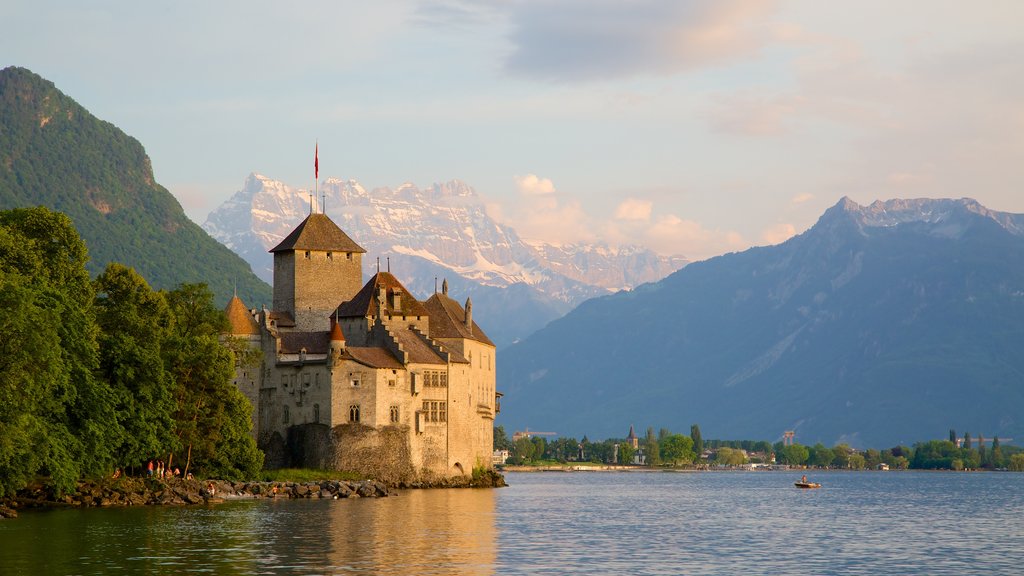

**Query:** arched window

left=349, top=405, right=360, bottom=423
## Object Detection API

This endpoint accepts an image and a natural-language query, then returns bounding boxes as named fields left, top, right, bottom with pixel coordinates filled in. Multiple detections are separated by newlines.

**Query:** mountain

left=204, top=173, right=686, bottom=346
left=0, top=66, right=270, bottom=305
left=497, top=197, right=1024, bottom=448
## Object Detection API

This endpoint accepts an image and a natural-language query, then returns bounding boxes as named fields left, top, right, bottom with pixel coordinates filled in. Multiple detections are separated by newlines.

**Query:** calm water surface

left=1, top=471, right=1022, bottom=575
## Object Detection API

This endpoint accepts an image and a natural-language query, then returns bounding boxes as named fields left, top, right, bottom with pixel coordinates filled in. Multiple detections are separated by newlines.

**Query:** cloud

left=761, top=223, right=797, bottom=245
left=613, top=198, right=653, bottom=221
left=514, top=173, right=557, bottom=195
left=495, top=174, right=594, bottom=245
left=790, top=193, right=814, bottom=204
left=503, top=0, right=780, bottom=81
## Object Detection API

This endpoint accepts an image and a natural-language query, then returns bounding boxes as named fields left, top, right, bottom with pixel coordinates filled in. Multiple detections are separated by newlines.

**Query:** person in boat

left=801, top=475, right=808, bottom=483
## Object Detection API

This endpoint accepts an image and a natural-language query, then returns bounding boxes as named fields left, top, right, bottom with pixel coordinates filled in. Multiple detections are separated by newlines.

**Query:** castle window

left=389, top=405, right=400, bottom=423
left=327, top=252, right=333, bottom=260
left=304, top=250, right=311, bottom=259
left=346, top=252, right=352, bottom=260
left=281, top=375, right=288, bottom=388
left=283, top=405, right=290, bottom=424
left=422, top=400, right=447, bottom=423
left=315, top=373, right=320, bottom=387
left=349, top=405, right=360, bottom=423
left=388, top=379, right=396, bottom=387
left=351, top=378, right=360, bottom=388
left=313, top=404, right=320, bottom=423
left=302, top=373, right=310, bottom=387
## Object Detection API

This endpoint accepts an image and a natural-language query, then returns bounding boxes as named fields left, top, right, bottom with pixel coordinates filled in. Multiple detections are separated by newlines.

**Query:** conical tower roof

left=330, top=319, right=346, bottom=342
left=224, top=295, right=259, bottom=335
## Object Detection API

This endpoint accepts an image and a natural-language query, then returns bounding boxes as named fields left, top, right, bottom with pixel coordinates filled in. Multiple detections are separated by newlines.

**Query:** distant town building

left=225, top=212, right=499, bottom=483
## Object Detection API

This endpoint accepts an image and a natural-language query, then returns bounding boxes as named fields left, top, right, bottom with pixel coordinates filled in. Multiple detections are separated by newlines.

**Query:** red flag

left=314, top=142, right=319, bottom=179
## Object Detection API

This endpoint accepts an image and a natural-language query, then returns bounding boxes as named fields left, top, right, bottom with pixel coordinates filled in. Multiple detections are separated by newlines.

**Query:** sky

left=5, top=1, right=1023, bottom=260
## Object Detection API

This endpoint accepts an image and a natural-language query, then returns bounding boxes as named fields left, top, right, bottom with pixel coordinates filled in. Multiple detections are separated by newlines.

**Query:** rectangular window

left=302, top=373, right=311, bottom=387
left=304, top=250, right=311, bottom=259
left=327, top=252, right=333, bottom=260
left=346, top=252, right=353, bottom=260
left=281, top=374, right=288, bottom=388
left=351, top=378, right=360, bottom=387
left=388, top=379, right=396, bottom=387
left=283, top=405, right=289, bottom=424
left=389, top=405, right=400, bottom=423
left=421, top=401, right=447, bottom=423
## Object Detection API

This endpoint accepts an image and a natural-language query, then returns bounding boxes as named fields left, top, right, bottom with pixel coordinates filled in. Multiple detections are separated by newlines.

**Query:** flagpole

left=315, top=140, right=319, bottom=213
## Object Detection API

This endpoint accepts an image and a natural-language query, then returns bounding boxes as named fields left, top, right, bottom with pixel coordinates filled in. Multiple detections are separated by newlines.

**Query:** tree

left=848, top=454, right=866, bottom=470
left=949, top=429, right=957, bottom=443
left=690, top=424, right=703, bottom=457
left=493, top=426, right=511, bottom=451
left=1009, top=454, right=1024, bottom=472
left=659, top=434, right=695, bottom=466
left=810, top=443, right=835, bottom=468
left=715, top=447, right=746, bottom=466
left=780, top=444, right=809, bottom=466
left=619, top=443, right=636, bottom=465
left=991, top=436, right=1004, bottom=469
left=532, top=436, right=547, bottom=462
left=163, top=284, right=262, bottom=479
left=645, top=427, right=661, bottom=466
left=512, top=436, right=535, bottom=464
left=0, top=207, right=120, bottom=495
left=94, top=263, right=175, bottom=471
left=832, top=444, right=852, bottom=469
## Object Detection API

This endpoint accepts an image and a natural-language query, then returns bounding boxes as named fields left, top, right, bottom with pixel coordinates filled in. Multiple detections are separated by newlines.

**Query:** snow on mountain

left=203, top=173, right=687, bottom=346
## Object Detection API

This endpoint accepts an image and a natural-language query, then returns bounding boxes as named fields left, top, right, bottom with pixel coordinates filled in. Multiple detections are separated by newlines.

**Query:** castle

left=224, top=211, right=499, bottom=483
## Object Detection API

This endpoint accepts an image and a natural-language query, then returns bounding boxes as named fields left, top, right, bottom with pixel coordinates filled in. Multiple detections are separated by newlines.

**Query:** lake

left=1, top=470, right=1022, bottom=575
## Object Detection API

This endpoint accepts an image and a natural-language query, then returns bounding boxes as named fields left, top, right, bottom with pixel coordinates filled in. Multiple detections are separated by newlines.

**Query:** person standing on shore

left=147, top=460, right=154, bottom=477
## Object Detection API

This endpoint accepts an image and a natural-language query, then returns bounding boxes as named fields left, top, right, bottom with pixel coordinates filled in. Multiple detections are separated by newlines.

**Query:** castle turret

left=270, top=213, right=365, bottom=331
left=464, top=296, right=473, bottom=335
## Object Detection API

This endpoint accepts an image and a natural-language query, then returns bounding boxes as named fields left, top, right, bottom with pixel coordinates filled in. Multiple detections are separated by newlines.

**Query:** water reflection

left=0, top=489, right=497, bottom=575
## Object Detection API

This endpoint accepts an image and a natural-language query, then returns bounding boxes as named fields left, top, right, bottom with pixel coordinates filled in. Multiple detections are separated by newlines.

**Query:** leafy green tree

left=532, top=436, right=547, bottom=461
left=714, top=447, right=746, bottom=466
left=94, top=263, right=175, bottom=470
left=512, top=436, right=535, bottom=464
left=949, top=429, right=957, bottom=443
left=1009, top=454, right=1024, bottom=472
left=780, top=444, right=809, bottom=466
left=619, top=443, right=636, bottom=465
left=864, top=449, right=882, bottom=469
left=659, top=434, right=695, bottom=466
left=831, top=444, right=852, bottom=468
left=848, top=453, right=866, bottom=470
left=0, top=207, right=120, bottom=495
left=493, top=426, right=511, bottom=451
left=991, top=436, right=1004, bottom=469
left=645, top=427, right=661, bottom=466
left=163, top=284, right=262, bottom=479
left=810, top=443, right=835, bottom=468
left=690, top=424, right=703, bottom=456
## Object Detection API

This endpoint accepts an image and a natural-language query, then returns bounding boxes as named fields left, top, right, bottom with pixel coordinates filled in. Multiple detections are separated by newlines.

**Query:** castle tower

left=270, top=213, right=365, bottom=331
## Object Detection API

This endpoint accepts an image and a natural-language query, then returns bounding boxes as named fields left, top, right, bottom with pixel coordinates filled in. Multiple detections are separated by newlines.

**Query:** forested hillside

left=0, top=66, right=269, bottom=306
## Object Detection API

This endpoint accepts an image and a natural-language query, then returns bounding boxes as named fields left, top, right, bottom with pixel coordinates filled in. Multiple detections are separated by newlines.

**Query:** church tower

left=270, top=213, right=365, bottom=331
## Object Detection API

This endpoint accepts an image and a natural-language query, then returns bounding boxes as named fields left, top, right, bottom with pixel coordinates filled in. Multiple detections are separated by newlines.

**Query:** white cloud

left=791, top=193, right=814, bottom=204
left=514, top=174, right=557, bottom=195
left=613, top=198, right=653, bottom=221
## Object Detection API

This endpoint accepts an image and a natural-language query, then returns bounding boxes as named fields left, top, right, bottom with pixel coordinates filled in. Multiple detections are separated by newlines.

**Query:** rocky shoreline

left=0, top=469, right=507, bottom=519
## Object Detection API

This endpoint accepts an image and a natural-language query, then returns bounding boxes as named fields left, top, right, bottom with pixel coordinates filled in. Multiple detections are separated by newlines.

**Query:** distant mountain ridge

left=497, top=197, right=1024, bottom=448
left=0, top=66, right=270, bottom=305
left=204, top=173, right=687, bottom=346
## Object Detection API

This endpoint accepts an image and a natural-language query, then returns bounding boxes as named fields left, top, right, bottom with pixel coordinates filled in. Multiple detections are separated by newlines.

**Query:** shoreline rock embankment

left=1, top=469, right=508, bottom=517
left=1, top=476, right=392, bottom=516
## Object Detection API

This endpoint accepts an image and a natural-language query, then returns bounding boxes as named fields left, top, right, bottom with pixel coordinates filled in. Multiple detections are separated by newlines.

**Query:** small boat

left=794, top=481, right=822, bottom=489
